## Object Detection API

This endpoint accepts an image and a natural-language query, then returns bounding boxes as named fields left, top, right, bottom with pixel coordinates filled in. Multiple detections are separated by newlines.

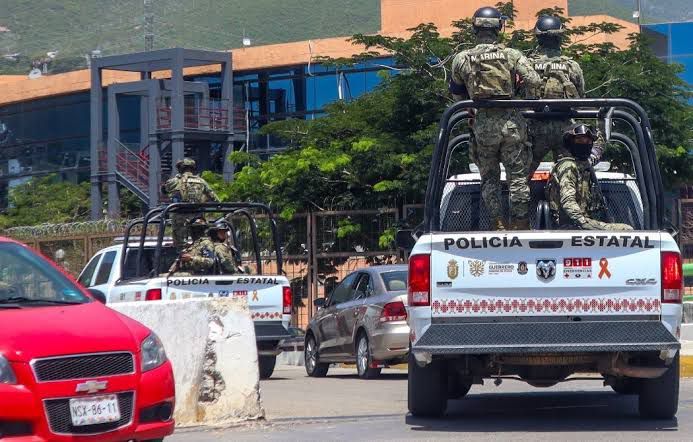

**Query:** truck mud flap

left=413, top=321, right=680, bottom=355
left=254, top=322, right=292, bottom=341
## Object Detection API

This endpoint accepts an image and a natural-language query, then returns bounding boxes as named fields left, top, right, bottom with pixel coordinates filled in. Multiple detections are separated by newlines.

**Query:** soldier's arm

left=590, top=129, right=605, bottom=166
left=569, top=61, right=586, bottom=97
left=558, top=166, right=593, bottom=228
left=214, top=245, right=236, bottom=274
left=512, top=51, right=541, bottom=98
left=450, top=53, right=470, bottom=102
left=205, top=184, right=220, bottom=203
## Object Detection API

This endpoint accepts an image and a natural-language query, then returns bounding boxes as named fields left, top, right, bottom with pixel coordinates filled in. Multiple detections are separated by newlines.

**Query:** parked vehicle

left=78, top=202, right=292, bottom=380
left=0, top=238, right=175, bottom=441
left=403, top=98, right=682, bottom=418
left=304, top=265, right=409, bottom=379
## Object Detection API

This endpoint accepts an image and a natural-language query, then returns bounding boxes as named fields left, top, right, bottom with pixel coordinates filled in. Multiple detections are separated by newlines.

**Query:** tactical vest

left=177, top=173, right=211, bottom=203
left=465, top=45, right=513, bottom=99
left=533, top=56, right=580, bottom=99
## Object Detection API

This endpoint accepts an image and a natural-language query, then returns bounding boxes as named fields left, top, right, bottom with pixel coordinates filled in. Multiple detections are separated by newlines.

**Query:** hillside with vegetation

left=0, top=0, right=380, bottom=74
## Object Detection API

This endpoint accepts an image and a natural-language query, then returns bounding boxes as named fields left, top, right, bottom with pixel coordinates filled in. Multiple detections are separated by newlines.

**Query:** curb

left=681, top=355, right=693, bottom=377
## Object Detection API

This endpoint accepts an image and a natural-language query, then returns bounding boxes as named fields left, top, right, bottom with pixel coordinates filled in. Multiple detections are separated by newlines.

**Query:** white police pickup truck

left=78, top=203, right=292, bottom=379
left=402, top=99, right=683, bottom=418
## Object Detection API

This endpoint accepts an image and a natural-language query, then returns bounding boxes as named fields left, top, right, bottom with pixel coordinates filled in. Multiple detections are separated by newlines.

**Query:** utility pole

left=144, top=0, right=154, bottom=51
left=634, top=0, right=642, bottom=33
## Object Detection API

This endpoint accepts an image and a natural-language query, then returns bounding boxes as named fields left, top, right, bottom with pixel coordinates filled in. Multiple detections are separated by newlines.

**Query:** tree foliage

left=207, top=3, right=693, bottom=217
left=0, top=175, right=91, bottom=228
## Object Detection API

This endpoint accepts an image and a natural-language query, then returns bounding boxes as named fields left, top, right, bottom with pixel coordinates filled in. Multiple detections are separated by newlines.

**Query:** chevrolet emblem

left=75, top=380, right=108, bottom=394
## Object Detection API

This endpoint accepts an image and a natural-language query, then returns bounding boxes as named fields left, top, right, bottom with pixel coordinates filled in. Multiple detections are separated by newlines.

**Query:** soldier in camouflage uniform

left=162, top=158, right=220, bottom=248
left=450, top=6, right=541, bottom=230
left=207, top=220, right=238, bottom=275
left=546, top=124, right=633, bottom=231
left=170, top=217, right=216, bottom=275
left=527, top=16, right=604, bottom=174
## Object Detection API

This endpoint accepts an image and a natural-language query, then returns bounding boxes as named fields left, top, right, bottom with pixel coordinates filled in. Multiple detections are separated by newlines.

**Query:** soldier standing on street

left=546, top=124, right=633, bottom=231
left=527, top=15, right=604, bottom=174
left=162, top=158, right=220, bottom=248
left=207, top=220, right=238, bottom=275
left=450, top=6, right=541, bottom=230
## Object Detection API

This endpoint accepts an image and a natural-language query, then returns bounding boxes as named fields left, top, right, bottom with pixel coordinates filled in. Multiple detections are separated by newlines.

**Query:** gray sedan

left=304, top=265, right=409, bottom=379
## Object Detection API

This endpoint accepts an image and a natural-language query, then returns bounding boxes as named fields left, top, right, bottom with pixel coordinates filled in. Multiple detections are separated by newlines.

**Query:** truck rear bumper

left=254, top=321, right=292, bottom=342
left=412, top=320, right=680, bottom=355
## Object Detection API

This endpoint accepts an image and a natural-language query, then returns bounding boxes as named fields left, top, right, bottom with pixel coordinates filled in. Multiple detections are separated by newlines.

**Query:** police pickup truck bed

left=405, top=98, right=683, bottom=419
left=79, top=242, right=292, bottom=380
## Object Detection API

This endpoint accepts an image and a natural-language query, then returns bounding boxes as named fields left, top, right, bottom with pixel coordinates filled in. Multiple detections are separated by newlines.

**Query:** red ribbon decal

left=598, top=258, right=611, bottom=279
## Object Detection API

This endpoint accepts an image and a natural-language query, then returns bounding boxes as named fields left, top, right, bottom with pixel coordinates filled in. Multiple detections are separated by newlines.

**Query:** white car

left=78, top=203, right=293, bottom=379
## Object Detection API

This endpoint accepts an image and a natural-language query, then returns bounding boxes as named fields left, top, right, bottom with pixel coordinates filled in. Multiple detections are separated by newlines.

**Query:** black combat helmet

left=563, top=123, right=597, bottom=161
left=535, top=15, right=564, bottom=49
left=472, top=6, right=504, bottom=34
left=208, top=220, right=231, bottom=232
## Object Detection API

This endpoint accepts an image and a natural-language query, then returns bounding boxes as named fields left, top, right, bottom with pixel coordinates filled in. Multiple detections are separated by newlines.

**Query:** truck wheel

left=356, top=333, right=382, bottom=379
left=610, top=377, right=641, bottom=395
left=258, top=355, right=276, bottom=380
left=408, top=352, right=447, bottom=417
left=638, top=353, right=679, bottom=419
left=305, top=334, right=329, bottom=377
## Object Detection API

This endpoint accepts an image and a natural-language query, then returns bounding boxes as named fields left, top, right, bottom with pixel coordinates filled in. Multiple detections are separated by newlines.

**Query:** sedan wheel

left=356, top=334, right=381, bottom=379
left=305, top=334, right=329, bottom=377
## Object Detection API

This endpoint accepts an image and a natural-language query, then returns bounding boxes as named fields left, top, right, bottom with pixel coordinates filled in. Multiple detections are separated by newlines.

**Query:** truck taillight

left=408, top=254, right=430, bottom=307
left=662, top=251, right=683, bottom=304
left=379, top=301, right=408, bottom=322
left=145, top=288, right=162, bottom=301
left=282, top=286, right=292, bottom=314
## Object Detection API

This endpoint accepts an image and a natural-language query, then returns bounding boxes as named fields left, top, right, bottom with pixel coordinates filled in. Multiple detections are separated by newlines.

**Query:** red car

left=0, top=239, right=175, bottom=441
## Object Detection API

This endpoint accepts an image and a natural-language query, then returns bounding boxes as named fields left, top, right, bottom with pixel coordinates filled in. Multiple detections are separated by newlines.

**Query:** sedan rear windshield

left=0, top=243, right=89, bottom=304
left=381, top=271, right=408, bottom=291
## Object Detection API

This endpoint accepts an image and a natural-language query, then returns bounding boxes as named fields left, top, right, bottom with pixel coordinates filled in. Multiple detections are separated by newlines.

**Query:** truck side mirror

left=396, top=229, right=416, bottom=250
left=313, top=297, right=326, bottom=309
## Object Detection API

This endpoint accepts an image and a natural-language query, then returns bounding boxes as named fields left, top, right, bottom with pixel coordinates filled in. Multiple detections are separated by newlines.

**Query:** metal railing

left=156, top=98, right=247, bottom=132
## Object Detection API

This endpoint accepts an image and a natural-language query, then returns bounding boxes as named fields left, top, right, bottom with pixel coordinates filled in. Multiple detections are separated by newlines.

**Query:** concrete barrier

left=110, top=298, right=264, bottom=426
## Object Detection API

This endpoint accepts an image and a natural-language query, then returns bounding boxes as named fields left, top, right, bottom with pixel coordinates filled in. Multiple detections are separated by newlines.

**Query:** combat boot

left=509, top=218, right=530, bottom=230
left=492, top=218, right=506, bottom=231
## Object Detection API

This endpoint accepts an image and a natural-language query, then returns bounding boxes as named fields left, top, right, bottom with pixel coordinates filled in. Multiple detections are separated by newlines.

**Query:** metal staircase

left=99, top=141, right=151, bottom=205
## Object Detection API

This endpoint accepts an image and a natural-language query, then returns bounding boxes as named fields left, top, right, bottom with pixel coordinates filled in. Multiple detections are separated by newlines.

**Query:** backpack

left=179, top=173, right=211, bottom=203
left=465, top=45, right=513, bottom=99
left=535, top=56, right=580, bottom=99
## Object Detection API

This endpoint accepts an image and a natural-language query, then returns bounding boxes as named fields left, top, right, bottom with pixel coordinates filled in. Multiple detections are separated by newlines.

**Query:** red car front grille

left=32, top=352, right=134, bottom=382
left=44, top=391, right=134, bottom=435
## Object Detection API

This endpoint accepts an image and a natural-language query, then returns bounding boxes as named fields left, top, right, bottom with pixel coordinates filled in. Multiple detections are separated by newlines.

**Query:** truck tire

left=258, top=355, right=276, bottom=380
left=408, top=352, right=447, bottom=417
left=638, top=353, right=679, bottom=419
left=610, top=377, right=640, bottom=395
left=305, top=334, right=329, bottom=377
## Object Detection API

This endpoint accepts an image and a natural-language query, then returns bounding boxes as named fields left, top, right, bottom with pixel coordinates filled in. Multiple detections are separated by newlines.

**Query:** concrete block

left=277, top=350, right=304, bottom=366
left=110, top=298, right=264, bottom=426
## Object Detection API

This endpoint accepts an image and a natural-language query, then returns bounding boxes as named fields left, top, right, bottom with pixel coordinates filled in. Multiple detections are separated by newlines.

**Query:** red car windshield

left=0, top=243, right=90, bottom=305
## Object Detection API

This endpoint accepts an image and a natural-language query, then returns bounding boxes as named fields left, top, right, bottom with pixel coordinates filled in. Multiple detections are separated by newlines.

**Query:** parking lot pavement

left=170, top=365, right=693, bottom=441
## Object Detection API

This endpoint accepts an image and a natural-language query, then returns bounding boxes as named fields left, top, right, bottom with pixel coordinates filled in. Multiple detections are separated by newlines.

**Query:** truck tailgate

left=430, top=231, right=662, bottom=318
left=163, top=275, right=289, bottom=320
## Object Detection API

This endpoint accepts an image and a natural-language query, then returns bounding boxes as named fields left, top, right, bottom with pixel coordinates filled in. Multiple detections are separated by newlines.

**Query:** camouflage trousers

left=527, top=119, right=573, bottom=176
left=470, top=109, right=532, bottom=221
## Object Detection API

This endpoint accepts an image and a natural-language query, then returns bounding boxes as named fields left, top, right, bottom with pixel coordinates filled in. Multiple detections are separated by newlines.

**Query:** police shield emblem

left=447, top=260, right=459, bottom=279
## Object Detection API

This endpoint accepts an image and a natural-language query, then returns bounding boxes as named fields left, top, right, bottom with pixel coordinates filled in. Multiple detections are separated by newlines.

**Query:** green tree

left=0, top=175, right=91, bottom=228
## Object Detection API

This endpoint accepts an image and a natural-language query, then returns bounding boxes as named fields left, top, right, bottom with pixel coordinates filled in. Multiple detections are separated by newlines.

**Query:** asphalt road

left=170, top=365, right=693, bottom=441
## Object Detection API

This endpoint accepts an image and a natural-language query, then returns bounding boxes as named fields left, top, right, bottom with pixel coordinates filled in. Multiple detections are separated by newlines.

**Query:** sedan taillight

left=379, top=301, right=408, bottom=322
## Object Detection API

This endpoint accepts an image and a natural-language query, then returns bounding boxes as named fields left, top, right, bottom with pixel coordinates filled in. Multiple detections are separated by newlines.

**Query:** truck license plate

left=69, top=394, right=120, bottom=426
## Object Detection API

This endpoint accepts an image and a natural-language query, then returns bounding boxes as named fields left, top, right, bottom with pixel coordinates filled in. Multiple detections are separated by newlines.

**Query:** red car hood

left=0, top=302, right=149, bottom=362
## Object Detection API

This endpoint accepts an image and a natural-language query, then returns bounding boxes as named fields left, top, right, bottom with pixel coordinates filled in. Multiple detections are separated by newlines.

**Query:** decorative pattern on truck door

left=432, top=298, right=661, bottom=315
left=251, top=312, right=283, bottom=320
